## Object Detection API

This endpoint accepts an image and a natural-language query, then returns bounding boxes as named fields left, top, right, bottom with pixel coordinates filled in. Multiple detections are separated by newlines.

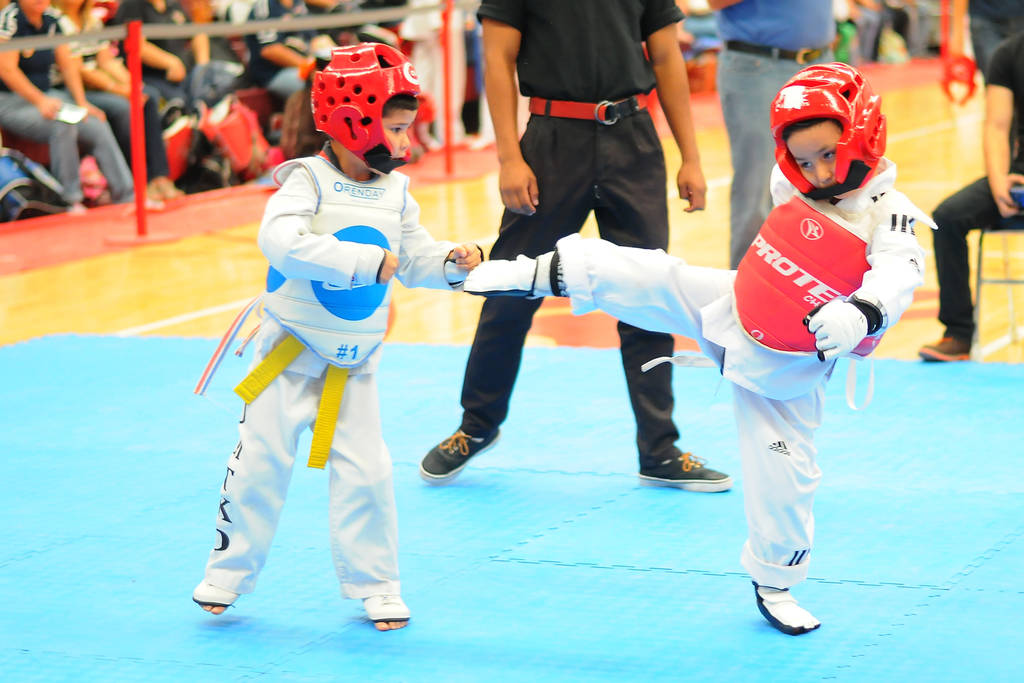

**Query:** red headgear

left=770, top=62, right=886, bottom=199
left=311, top=43, right=420, bottom=172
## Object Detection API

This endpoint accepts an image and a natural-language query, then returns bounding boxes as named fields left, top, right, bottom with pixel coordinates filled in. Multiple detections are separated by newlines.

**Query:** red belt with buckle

left=528, top=94, right=648, bottom=125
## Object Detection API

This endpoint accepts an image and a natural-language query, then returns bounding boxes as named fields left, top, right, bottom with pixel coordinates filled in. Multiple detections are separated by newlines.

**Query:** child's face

left=786, top=120, right=845, bottom=194
left=380, top=108, right=417, bottom=164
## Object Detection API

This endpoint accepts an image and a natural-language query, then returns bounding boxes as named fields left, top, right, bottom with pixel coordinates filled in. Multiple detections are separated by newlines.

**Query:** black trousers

left=458, top=111, right=680, bottom=468
left=931, top=171, right=1023, bottom=342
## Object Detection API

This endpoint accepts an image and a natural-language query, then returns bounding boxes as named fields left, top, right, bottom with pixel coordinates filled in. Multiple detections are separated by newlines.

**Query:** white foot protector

left=192, top=580, right=238, bottom=611
left=363, top=594, right=410, bottom=623
left=754, top=583, right=821, bottom=635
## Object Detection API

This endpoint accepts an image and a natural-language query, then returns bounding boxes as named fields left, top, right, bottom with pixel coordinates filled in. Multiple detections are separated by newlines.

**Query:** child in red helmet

left=192, top=43, right=482, bottom=631
left=462, top=63, right=933, bottom=635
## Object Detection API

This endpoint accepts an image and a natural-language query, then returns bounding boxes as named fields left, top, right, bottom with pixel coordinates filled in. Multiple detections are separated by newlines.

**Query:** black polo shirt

left=477, top=0, right=682, bottom=102
left=987, top=31, right=1024, bottom=165
left=0, top=3, right=63, bottom=92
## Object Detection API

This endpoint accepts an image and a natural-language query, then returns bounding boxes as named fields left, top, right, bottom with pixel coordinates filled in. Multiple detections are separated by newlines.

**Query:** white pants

left=556, top=235, right=827, bottom=589
left=734, top=382, right=824, bottom=589
left=202, top=366, right=400, bottom=600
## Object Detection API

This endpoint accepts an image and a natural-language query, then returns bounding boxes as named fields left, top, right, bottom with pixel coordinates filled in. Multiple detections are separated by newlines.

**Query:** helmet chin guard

left=770, top=62, right=886, bottom=198
left=311, top=43, right=420, bottom=170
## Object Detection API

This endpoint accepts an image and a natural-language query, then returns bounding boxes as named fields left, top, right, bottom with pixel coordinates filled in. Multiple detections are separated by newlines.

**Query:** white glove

left=804, top=299, right=868, bottom=361
left=463, top=255, right=542, bottom=298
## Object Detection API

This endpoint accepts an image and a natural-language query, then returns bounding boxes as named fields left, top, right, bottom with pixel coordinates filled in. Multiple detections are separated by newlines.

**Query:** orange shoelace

left=440, top=431, right=472, bottom=456
left=677, top=451, right=706, bottom=472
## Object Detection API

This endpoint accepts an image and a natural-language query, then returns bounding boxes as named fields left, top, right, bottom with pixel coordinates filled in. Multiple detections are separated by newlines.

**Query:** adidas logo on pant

left=768, top=440, right=790, bottom=456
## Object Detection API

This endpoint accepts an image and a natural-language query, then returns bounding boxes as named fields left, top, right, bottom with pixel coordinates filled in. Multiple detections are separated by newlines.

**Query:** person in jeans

left=0, top=0, right=134, bottom=211
left=711, top=0, right=834, bottom=268
left=54, top=0, right=184, bottom=203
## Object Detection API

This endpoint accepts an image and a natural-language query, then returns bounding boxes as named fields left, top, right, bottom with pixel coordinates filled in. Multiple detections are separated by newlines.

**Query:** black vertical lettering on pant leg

left=232, top=441, right=242, bottom=460
left=218, top=497, right=232, bottom=524
left=214, top=494, right=232, bottom=552
left=222, top=466, right=235, bottom=492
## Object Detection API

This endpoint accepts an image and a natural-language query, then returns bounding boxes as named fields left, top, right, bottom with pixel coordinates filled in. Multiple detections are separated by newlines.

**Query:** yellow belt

left=233, top=334, right=348, bottom=469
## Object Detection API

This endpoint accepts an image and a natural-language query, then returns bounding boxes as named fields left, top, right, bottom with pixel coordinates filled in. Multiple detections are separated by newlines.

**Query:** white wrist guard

left=463, top=254, right=541, bottom=297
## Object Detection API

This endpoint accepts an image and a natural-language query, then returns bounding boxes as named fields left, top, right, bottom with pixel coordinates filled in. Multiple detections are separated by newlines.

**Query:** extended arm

left=465, top=235, right=730, bottom=339
left=395, top=191, right=484, bottom=289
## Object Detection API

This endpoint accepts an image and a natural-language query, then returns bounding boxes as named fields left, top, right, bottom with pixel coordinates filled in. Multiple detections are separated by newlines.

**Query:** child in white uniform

left=462, top=63, right=931, bottom=635
left=192, top=43, right=482, bottom=631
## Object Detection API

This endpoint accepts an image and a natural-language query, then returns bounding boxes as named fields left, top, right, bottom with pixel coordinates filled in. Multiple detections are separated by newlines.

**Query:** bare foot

left=374, top=620, right=409, bottom=631
left=156, top=176, right=184, bottom=200
left=200, top=604, right=228, bottom=615
left=193, top=581, right=237, bottom=614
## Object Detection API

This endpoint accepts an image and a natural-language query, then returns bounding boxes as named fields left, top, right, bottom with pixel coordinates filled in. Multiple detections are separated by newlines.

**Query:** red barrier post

left=107, top=20, right=174, bottom=245
left=442, top=0, right=453, bottom=175
left=127, top=20, right=148, bottom=235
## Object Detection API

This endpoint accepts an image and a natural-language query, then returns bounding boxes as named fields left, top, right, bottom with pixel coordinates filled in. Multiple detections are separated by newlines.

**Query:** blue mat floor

left=1, top=335, right=1022, bottom=681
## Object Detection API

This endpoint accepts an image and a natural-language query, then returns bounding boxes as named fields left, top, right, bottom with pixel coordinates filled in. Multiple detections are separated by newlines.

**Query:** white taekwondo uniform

left=551, top=158, right=929, bottom=589
left=201, top=155, right=463, bottom=600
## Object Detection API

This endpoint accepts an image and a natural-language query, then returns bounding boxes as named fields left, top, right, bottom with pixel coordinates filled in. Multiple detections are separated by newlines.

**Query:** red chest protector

left=733, top=197, right=882, bottom=356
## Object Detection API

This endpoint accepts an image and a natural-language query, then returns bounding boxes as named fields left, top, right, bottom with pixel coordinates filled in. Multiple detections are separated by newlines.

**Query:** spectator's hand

left=166, top=56, right=187, bottom=83
left=992, top=172, right=1024, bottom=217
left=498, top=158, right=539, bottom=215
left=84, top=103, right=107, bottom=122
left=676, top=160, right=707, bottom=212
left=803, top=299, right=867, bottom=361
left=450, top=244, right=483, bottom=271
left=377, top=248, right=399, bottom=284
left=37, top=96, right=64, bottom=120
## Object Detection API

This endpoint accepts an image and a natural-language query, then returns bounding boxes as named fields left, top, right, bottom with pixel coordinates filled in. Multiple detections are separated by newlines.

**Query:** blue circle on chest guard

left=265, top=225, right=390, bottom=321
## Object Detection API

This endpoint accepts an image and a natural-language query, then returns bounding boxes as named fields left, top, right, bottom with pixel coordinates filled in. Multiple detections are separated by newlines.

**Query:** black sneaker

left=419, top=429, right=500, bottom=485
left=638, top=449, right=732, bottom=492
